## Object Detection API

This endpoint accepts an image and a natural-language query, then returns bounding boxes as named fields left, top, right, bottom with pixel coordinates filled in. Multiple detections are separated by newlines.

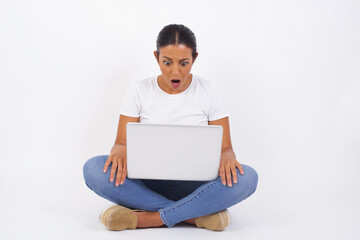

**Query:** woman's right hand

left=103, top=143, right=127, bottom=187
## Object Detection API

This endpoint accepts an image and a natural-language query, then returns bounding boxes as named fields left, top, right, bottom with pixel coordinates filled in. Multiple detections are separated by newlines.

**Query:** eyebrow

left=162, top=56, right=190, bottom=61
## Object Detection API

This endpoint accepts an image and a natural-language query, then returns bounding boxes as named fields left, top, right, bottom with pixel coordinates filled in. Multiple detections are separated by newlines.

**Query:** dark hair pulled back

left=156, top=24, right=197, bottom=60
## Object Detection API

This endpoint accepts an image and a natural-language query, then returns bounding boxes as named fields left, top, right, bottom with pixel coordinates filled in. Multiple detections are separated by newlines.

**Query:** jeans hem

left=159, top=209, right=174, bottom=227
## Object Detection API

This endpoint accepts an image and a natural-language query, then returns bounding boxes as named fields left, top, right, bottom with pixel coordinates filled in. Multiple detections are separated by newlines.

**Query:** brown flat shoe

left=195, top=209, right=231, bottom=231
left=99, top=204, right=144, bottom=230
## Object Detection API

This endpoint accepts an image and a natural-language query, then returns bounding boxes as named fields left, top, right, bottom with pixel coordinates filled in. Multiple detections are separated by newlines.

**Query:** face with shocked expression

left=154, top=44, right=198, bottom=94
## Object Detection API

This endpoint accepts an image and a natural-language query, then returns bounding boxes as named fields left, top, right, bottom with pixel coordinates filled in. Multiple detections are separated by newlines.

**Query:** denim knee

left=237, top=164, right=258, bottom=196
left=83, top=155, right=108, bottom=190
left=222, top=164, right=258, bottom=202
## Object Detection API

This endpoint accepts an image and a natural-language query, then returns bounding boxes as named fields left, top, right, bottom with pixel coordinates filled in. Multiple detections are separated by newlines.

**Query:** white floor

left=2, top=160, right=359, bottom=240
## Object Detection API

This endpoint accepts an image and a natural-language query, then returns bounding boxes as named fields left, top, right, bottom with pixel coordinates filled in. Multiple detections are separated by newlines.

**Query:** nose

left=171, top=63, right=180, bottom=76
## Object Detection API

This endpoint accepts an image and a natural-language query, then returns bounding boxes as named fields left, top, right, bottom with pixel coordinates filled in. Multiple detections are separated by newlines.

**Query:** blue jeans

left=83, top=155, right=258, bottom=227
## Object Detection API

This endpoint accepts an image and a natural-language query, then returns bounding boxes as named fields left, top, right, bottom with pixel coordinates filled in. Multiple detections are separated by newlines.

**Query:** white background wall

left=1, top=0, right=359, bottom=239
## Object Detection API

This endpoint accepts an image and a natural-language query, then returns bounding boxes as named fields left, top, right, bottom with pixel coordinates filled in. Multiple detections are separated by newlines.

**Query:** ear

left=154, top=51, right=159, bottom=64
left=192, top=52, right=199, bottom=63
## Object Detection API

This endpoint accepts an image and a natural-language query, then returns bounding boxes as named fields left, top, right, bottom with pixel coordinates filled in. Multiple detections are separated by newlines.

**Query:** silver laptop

left=126, top=123, right=223, bottom=181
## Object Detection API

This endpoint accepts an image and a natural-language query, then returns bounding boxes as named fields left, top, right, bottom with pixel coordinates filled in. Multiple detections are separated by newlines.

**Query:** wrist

left=221, top=147, right=234, bottom=154
left=221, top=148, right=236, bottom=159
left=111, top=143, right=126, bottom=153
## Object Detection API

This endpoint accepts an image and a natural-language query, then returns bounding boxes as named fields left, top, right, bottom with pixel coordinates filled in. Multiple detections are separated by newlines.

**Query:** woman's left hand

left=219, top=149, right=244, bottom=187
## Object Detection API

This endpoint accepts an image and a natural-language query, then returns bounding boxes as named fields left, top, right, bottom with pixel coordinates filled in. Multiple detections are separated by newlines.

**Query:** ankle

left=133, top=211, right=164, bottom=228
left=184, top=218, right=196, bottom=225
left=149, top=211, right=164, bottom=227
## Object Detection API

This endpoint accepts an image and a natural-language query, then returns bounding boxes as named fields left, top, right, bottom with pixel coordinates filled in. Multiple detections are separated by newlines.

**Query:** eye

left=181, top=62, right=189, bottom=66
left=163, top=61, right=171, bottom=66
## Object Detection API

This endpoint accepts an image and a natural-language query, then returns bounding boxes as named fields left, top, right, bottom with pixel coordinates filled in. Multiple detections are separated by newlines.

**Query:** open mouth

left=171, top=79, right=181, bottom=88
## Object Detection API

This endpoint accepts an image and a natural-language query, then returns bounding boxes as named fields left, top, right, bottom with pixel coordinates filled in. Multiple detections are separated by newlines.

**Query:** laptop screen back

left=126, top=123, right=223, bottom=181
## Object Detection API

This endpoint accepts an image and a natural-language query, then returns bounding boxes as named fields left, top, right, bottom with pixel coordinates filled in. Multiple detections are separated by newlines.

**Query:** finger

left=120, top=166, right=127, bottom=185
left=225, top=164, right=232, bottom=187
left=219, top=164, right=226, bottom=185
left=110, top=161, right=118, bottom=182
left=120, top=158, right=127, bottom=185
left=103, top=156, right=112, bottom=173
left=236, top=162, right=244, bottom=175
left=115, top=163, right=122, bottom=187
left=231, top=164, right=238, bottom=184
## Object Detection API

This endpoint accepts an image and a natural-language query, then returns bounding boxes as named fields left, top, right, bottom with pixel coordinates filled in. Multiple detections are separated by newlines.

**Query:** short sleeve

left=208, top=83, right=230, bottom=121
left=119, top=82, right=141, bottom=117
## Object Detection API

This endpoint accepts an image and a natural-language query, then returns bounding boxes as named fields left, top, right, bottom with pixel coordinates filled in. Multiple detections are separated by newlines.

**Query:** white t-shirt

left=119, top=74, right=230, bottom=126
